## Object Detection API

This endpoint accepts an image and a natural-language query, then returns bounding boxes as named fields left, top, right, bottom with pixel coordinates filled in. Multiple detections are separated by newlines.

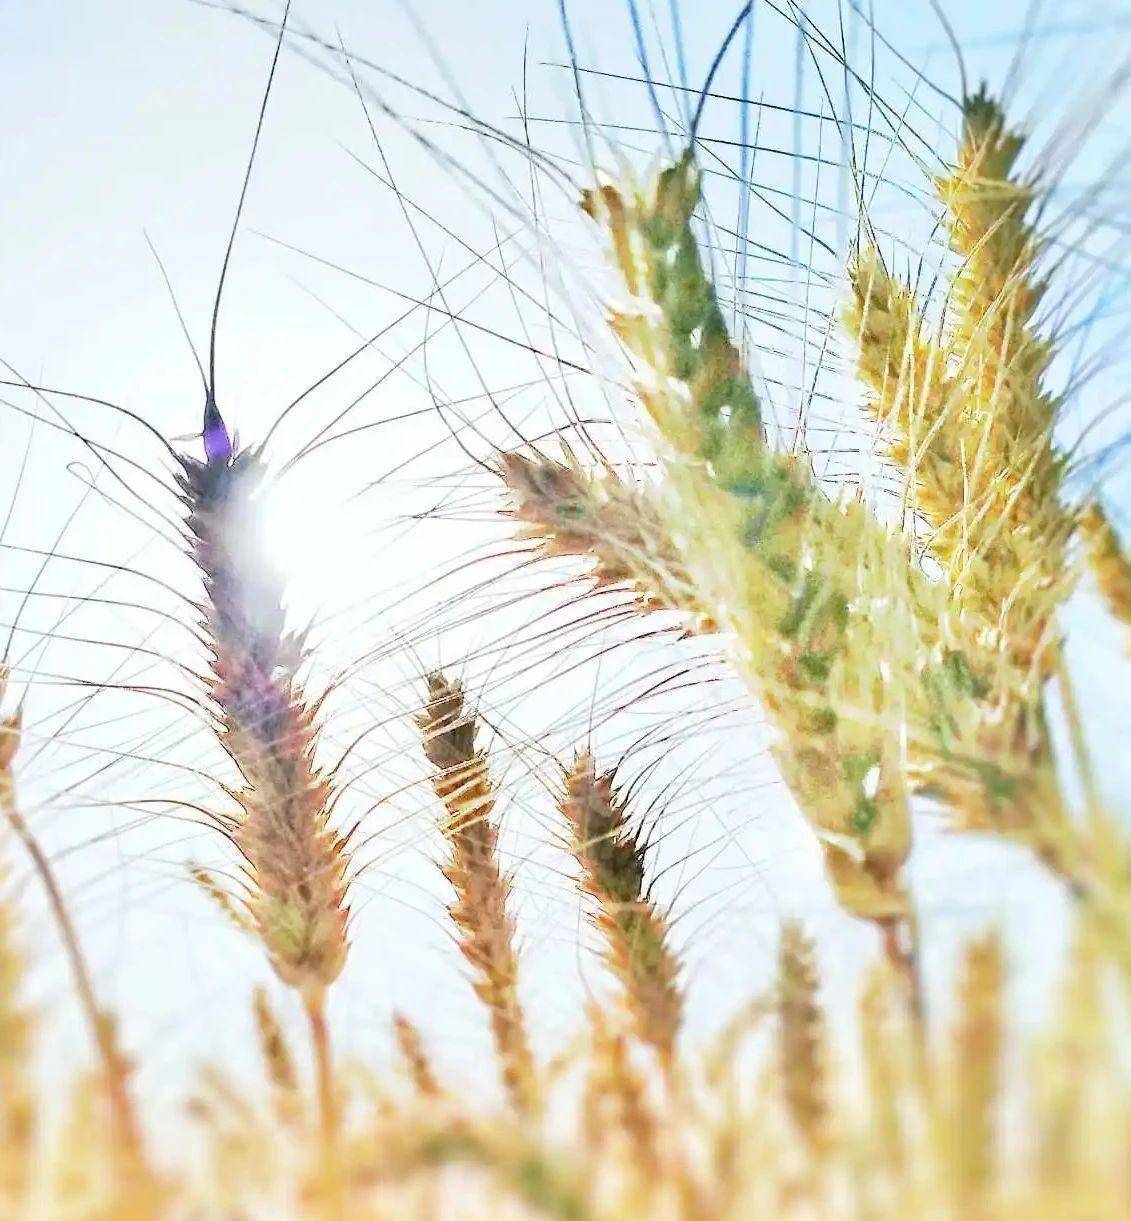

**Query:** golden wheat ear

left=559, top=752, right=682, bottom=1069
left=252, top=987, right=302, bottom=1126
left=417, top=671, right=538, bottom=1114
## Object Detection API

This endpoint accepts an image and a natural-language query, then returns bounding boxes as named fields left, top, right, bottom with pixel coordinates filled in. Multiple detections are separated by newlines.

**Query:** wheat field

left=2, top=1, right=1130, bottom=1217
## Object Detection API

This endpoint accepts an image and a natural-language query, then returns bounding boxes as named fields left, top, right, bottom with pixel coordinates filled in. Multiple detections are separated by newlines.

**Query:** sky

left=2, top=0, right=1130, bottom=1119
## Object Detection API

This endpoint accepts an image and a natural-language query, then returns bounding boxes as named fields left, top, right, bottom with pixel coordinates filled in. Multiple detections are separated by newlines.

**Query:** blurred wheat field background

left=2, top=0, right=1131, bottom=1216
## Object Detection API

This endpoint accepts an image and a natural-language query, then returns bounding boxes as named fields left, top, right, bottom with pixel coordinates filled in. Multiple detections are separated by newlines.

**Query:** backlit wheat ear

left=499, top=447, right=716, bottom=631
left=559, top=753, right=682, bottom=1066
left=580, top=154, right=923, bottom=984
left=178, top=405, right=350, bottom=1137
left=417, top=672, right=537, bottom=1114
left=777, top=923, right=828, bottom=1156
left=1081, top=502, right=1131, bottom=647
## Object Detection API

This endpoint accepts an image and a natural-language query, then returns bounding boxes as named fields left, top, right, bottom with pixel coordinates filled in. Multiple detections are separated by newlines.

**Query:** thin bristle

left=560, top=753, right=682, bottom=1065
left=417, top=672, right=537, bottom=1114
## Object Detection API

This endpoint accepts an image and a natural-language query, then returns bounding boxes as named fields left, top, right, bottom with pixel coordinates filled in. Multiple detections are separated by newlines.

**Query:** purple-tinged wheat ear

left=178, top=401, right=350, bottom=1004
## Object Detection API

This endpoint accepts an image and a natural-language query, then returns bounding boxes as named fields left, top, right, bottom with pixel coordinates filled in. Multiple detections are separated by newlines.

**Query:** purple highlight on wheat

left=203, top=395, right=234, bottom=465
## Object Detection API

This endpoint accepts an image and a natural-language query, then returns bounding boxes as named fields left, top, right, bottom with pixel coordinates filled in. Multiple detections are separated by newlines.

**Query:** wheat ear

left=252, top=987, right=301, bottom=1125
left=933, top=87, right=1075, bottom=672
left=559, top=752, right=682, bottom=1067
left=417, top=672, right=537, bottom=1113
left=579, top=155, right=928, bottom=1005
left=777, top=922, right=828, bottom=1156
left=392, top=1012, right=443, bottom=1100
left=847, top=95, right=1131, bottom=980
left=179, top=406, right=350, bottom=1139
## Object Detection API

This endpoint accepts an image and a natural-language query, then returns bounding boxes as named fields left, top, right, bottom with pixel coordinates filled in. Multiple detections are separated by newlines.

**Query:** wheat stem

left=305, top=989, right=337, bottom=1141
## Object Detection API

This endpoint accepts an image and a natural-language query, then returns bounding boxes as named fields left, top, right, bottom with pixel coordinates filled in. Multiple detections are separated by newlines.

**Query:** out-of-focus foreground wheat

left=2, top=12, right=1131, bottom=1220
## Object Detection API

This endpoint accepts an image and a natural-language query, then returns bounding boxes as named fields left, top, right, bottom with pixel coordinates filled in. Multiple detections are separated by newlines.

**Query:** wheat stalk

left=417, top=672, right=537, bottom=1113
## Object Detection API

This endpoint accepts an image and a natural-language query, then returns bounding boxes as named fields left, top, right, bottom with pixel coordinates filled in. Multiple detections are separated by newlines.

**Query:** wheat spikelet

left=499, top=446, right=716, bottom=631
left=559, top=753, right=682, bottom=1066
left=393, top=1013, right=443, bottom=1100
left=1081, top=501, right=1131, bottom=646
left=777, top=923, right=828, bottom=1156
left=252, top=987, right=301, bottom=1125
left=417, top=672, right=537, bottom=1113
